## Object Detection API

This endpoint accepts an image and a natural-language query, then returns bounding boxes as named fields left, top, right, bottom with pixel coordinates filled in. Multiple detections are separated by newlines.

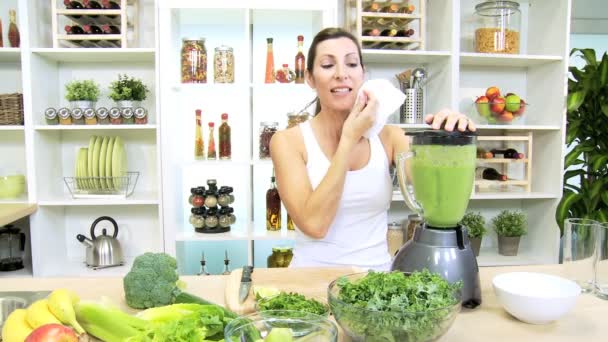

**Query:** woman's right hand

left=341, top=90, right=378, bottom=145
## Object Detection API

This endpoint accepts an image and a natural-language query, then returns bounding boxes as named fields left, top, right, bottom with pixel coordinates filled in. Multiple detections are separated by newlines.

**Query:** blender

left=391, top=130, right=481, bottom=308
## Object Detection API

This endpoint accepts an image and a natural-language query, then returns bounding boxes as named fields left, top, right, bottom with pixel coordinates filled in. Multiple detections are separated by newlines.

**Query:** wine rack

left=51, top=0, right=138, bottom=48
left=475, top=134, right=533, bottom=193
left=345, top=0, right=425, bottom=50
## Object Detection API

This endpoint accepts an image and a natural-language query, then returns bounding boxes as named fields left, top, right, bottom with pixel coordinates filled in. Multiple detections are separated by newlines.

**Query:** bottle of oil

left=266, top=172, right=281, bottom=231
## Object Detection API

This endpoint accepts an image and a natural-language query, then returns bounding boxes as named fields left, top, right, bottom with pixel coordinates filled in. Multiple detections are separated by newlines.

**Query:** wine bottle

left=101, top=24, right=120, bottom=34
left=363, top=2, right=381, bottom=12
left=477, top=148, right=493, bottom=159
left=490, top=148, right=524, bottom=159
left=102, top=0, right=120, bottom=9
left=83, top=0, right=102, bottom=9
left=476, top=167, right=507, bottom=181
left=380, top=28, right=398, bottom=37
left=382, top=3, right=399, bottom=13
left=399, top=4, right=416, bottom=14
left=294, top=35, right=305, bottom=84
left=83, top=24, right=103, bottom=34
left=362, top=28, right=380, bottom=36
left=65, top=25, right=85, bottom=35
left=64, top=0, right=84, bottom=9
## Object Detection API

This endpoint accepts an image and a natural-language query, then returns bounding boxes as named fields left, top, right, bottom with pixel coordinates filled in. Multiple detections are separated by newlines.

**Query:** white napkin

left=357, top=79, right=406, bottom=138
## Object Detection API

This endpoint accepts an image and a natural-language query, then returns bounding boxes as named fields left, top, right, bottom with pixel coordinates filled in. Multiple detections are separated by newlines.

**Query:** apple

left=25, top=324, right=78, bottom=342
left=485, top=86, right=501, bottom=100
left=490, top=96, right=506, bottom=114
left=514, top=99, right=526, bottom=116
left=498, top=111, right=514, bottom=122
left=505, top=94, right=521, bottom=112
left=475, top=96, right=491, bottom=117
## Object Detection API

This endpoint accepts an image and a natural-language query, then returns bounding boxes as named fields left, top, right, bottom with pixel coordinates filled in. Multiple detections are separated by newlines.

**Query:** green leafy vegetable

left=330, top=270, right=461, bottom=342
left=258, top=292, right=327, bottom=316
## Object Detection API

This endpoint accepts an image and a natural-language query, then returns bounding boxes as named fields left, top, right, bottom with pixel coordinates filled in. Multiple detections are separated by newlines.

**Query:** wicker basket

left=0, top=93, right=24, bottom=125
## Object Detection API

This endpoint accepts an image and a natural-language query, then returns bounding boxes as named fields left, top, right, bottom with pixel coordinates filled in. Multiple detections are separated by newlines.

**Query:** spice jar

left=204, top=189, right=218, bottom=208
left=214, top=45, right=234, bottom=83
left=406, top=214, right=421, bottom=242
left=190, top=207, right=206, bottom=229
left=226, top=206, right=236, bottom=225
left=84, top=108, right=97, bottom=125
left=387, top=222, right=405, bottom=256
left=45, top=108, right=58, bottom=125
left=217, top=186, right=235, bottom=207
left=134, top=107, right=148, bottom=124
left=58, top=108, right=72, bottom=125
left=204, top=207, right=219, bottom=228
left=96, top=107, right=110, bottom=125
left=109, top=107, right=122, bottom=125
left=207, top=179, right=218, bottom=192
left=188, top=187, right=197, bottom=205
left=259, top=121, right=278, bottom=159
left=192, top=188, right=206, bottom=208
left=218, top=207, right=231, bottom=228
left=71, top=108, right=85, bottom=125
left=122, top=107, right=134, bottom=124
left=474, top=1, right=521, bottom=54
left=181, top=38, right=207, bottom=83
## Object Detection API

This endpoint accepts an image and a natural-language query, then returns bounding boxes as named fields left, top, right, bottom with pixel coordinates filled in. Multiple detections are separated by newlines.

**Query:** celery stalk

left=75, top=301, right=149, bottom=342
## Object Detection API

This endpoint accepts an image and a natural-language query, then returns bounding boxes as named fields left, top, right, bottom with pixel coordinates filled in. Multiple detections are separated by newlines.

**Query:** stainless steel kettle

left=76, top=216, right=124, bottom=270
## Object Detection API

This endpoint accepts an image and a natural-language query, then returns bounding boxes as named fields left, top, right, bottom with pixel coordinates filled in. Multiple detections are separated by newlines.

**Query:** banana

left=25, top=299, right=62, bottom=329
left=2, top=308, right=33, bottom=342
left=47, top=289, right=85, bottom=334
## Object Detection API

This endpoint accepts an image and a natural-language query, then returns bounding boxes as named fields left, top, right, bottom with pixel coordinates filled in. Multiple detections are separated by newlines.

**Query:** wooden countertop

left=0, top=203, right=37, bottom=226
left=0, top=264, right=605, bottom=341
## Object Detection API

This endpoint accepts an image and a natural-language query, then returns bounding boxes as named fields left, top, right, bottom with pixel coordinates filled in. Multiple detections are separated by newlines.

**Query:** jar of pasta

left=214, top=45, right=234, bottom=83
left=181, top=38, right=207, bottom=83
left=474, top=1, right=521, bottom=54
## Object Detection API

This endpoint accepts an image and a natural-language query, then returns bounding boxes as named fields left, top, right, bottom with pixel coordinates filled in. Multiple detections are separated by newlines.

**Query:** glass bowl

left=224, top=310, right=338, bottom=342
left=255, top=293, right=330, bottom=317
left=472, top=97, right=529, bottom=125
left=328, top=272, right=461, bottom=342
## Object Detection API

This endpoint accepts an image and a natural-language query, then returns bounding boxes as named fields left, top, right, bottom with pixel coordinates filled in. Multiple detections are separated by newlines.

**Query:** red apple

left=490, top=96, right=506, bottom=114
left=475, top=95, right=491, bottom=117
left=513, top=99, right=526, bottom=116
left=25, top=324, right=78, bottom=342
left=485, top=86, right=501, bottom=100
left=498, top=111, right=514, bottom=122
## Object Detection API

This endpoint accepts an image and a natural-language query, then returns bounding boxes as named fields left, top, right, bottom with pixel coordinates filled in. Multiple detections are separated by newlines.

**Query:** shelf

left=0, top=195, right=29, bottom=205
left=176, top=230, right=249, bottom=242
left=0, top=264, right=33, bottom=278
left=475, top=180, right=528, bottom=186
left=56, top=9, right=122, bottom=16
left=362, top=50, right=450, bottom=64
left=252, top=159, right=273, bottom=166
left=43, top=257, right=134, bottom=277
left=0, top=125, right=24, bottom=131
left=32, top=48, right=155, bottom=63
left=38, top=192, right=159, bottom=206
left=391, top=191, right=557, bottom=201
left=460, top=53, right=563, bottom=67
left=0, top=48, right=21, bottom=62
left=476, top=158, right=528, bottom=163
left=171, top=83, right=249, bottom=92
left=252, top=229, right=296, bottom=241
left=477, top=248, right=541, bottom=267
left=35, top=124, right=157, bottom=131
left=474, top=124, right=561, bottom=131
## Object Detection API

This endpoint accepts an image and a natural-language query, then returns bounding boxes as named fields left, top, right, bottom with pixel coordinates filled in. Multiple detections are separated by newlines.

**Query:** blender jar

left=474, top=1, right=521, bottom=54
left=396, top=130, right=477, bottom=228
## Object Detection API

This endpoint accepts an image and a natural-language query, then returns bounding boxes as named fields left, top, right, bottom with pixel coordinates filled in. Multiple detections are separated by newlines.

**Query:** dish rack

left=64, top=171, right=139, bottom=199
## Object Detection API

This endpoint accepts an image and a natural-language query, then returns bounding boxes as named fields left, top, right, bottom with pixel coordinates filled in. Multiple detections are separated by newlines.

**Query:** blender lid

left=406, top=129, right=477, bottom=145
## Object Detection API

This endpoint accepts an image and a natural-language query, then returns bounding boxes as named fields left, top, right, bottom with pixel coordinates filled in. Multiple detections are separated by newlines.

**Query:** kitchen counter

left=0, top=203, right=37, bottom=227
left=0, top=264, right=606, bottom=341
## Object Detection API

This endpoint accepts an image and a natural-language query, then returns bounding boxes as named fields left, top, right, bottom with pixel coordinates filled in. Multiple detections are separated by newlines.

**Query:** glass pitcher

left=396, top=130, right=477, bottom=228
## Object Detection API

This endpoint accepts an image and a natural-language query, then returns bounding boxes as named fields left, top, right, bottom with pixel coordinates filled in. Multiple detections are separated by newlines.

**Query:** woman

left=270, top=28, right=476, bottom=270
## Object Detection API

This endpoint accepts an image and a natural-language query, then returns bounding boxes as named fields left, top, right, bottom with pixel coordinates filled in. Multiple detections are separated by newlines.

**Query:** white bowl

left=492, top=272, right=581, bottom=324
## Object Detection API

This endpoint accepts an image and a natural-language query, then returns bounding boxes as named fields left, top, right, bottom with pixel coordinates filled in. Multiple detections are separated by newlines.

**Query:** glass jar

left=218, top=207, right=231, bottom=228
left=214, top=45, right=234, bottom=83
left=190, top=207, right=206, bottom=229
left=134, top=107, right=148, bottom=124
left=58, top=108, right=72, bottom=125
left=188, top=187, right=197, bottom=205
left=217, top=186, right=235, bottom=207
left=474, top=1, right=521, bottom=54
left=282, top=247, right=293, bottom=267
left=192, top=188, right=206, bottom=208
left=226, top=206, right=236, bottom=225
left=84, top=108, right=97, bottom=125
left=267, top=247, right=280, bottom=268
left=181, top=38, right=207, bottom=83
left=259, top=121, right=278, bottom=159
left=109, top=107, right=122, bottom=125
left=122, top=107, right=135, bottom=124
left=96, top=107, right=110, bottom=125
left=207, top=179, right=218, bottom=192
left=407, top=214, right=422, bottom=242
left=204, top=189, right=218, bottom=208
left=287, top=112, right=300, bottom=128
left=44, top=108, right=58, bottom=125
left=204, top=207, right=219, bottom=228
left=71, top=108, right=84, bottom=125
left=387, top=222, right=405, bottom=256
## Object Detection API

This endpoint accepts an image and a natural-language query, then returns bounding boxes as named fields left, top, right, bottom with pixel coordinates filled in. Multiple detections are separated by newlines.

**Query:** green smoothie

left=410, top=144, right=476, bottom=228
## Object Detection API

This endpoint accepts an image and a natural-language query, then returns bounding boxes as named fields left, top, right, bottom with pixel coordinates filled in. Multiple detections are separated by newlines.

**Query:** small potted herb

left=108, top=74, right=149, bottom=108
left=460, top=212, right=487, bottom=257
left=65, top=79, right=100, bottom=109
left=493, top=210, right=527, bottom=256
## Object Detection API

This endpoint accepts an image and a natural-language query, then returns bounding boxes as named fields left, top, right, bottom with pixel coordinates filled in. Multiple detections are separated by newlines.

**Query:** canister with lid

left=214, top=45, right=234, bottom=83
left=259, top=121, right=278, bottom=159
left=45, top=108, right=58, bottom=125
left=96, top=107, right=110, bottom=125
left=58, top=108, right=72, bottom=125
left=387, top=221, right=405, bottom=256
left=474, top=1, right=521, bottom=54
left=190, top=207, right=206, bottom=229
left=181, top=38, right=207, bottom=83
left=71, top=108, right=84, bottom=125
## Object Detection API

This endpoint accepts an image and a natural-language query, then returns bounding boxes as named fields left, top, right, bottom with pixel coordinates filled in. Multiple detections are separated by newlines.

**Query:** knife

left=238, top=265, right=254, bottom=303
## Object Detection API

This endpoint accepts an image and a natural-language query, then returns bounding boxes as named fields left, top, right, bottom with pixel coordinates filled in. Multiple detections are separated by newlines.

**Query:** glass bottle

left=192, top=188, right=206, bottom=208
left=295, top=35, right=305, bottom=84
left=198, top=251, right=210, bottom=276
left=194, top=109, right=204, bottom=159
left=222, top=250, right=231, bottom=275
left=207, top=122, right=217, bottom=160
left=287, top=213, right=295, bottom=230
left=214, top=45, right=234, bottom=83
left=476, top=167, right=507, bottom=181
left=266, top=174, right=281, bottom=231
left=8, top=9, right=20, bottom=48
left=474, top=1, right=521, bottom=54
left=219, top=113, right=231, bottom=160
left=265, top=38, right=275, bottom=83
left=207, top=179, right=218, bottom=192
left=275, top=64, right=295, bottom=83
left=217, top=186, right=235, bottom=207
left=259, top=121, right=278, bottom=159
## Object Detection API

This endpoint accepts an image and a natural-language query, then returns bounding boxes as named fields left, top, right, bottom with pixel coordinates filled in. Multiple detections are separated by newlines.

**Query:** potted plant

left=460, top=212, right=486, bottom=257
left=108, top=74, right=149, bottom=108
left=65, top=79, right=100, bottom=109
left=493, top=210, right=527, bottom=256
left=556, top=48, right=608, bottom=236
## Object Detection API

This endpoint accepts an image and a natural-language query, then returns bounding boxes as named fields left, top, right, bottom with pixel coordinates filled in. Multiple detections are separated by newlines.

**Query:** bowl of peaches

left=473, top=86, right=528, bottom=124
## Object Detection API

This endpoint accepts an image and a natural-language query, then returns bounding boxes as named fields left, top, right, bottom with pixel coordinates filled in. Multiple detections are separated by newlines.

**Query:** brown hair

left=307, top=28, right=364, bottom=115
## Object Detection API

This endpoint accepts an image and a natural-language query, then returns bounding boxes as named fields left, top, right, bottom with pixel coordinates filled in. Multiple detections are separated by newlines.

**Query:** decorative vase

left=498, top=235, right=521, bottom=256
left=70, top=101, right=96, bottom=110
left=115, top=100, right=141, bottom=109
left=469, top=237, right=482, bottom=257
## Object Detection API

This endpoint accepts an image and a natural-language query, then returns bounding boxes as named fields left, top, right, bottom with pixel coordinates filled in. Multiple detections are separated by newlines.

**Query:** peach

left=475, top=96, right=491, bottom=117
left=485, top=86, right=501, bottom=100
left=498, top=111, right=514, bottom=122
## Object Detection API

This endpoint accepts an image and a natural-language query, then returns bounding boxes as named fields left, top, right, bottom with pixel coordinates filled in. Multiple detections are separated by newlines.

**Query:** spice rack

left=474, top=134, right=533, bottom=193
left=345, top=0, right=425, bottom=50
left=51, top=0, right=138, bottom=48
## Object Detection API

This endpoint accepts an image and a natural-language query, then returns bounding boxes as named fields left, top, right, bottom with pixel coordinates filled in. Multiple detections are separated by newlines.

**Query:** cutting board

left=224, top=267, right=362, bottom=315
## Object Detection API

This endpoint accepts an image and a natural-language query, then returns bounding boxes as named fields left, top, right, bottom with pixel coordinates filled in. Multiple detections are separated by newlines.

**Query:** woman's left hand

left=425, top=109, right=476, bottom=132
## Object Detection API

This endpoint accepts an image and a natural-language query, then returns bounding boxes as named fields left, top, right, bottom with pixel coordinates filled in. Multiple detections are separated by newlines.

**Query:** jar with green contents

left=190, top=207, right=205, bottom=229
left=96, top=107, right=110, bottom=125
left=44, top=108, right=58, bottom=125
left=71, top=108, right=84, bottom=125
left=122, top=108, right=135, bottom=124
left=267, top=247, right=281, bottom=268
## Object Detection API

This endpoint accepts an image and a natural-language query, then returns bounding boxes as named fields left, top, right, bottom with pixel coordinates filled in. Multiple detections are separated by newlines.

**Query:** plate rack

left=344, top=0, right=425, bottom=50
left=51, top=0, right=139, bottom=48
left=64, top=171, right=139, bottom=199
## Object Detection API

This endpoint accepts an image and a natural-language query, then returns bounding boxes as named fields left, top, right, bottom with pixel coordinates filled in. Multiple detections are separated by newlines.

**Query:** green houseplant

left=556, top=48, right=608, bottom=236
left=65, top=79, right=100, bottom=109
left=460, top=212, right=487, bottom=257
left=108, top=74, right=149, bottom=107
left=493, top=210, right=527, bottom=256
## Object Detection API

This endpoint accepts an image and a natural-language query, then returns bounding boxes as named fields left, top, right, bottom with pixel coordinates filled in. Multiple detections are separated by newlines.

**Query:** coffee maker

left=0, top=225, right=26, bottom=272
left=391, top=130, right=481, bottom=308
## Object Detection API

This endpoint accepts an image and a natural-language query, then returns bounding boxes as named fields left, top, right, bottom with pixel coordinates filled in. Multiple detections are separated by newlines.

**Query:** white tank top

left=289, top=120, right=393, bottom=270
